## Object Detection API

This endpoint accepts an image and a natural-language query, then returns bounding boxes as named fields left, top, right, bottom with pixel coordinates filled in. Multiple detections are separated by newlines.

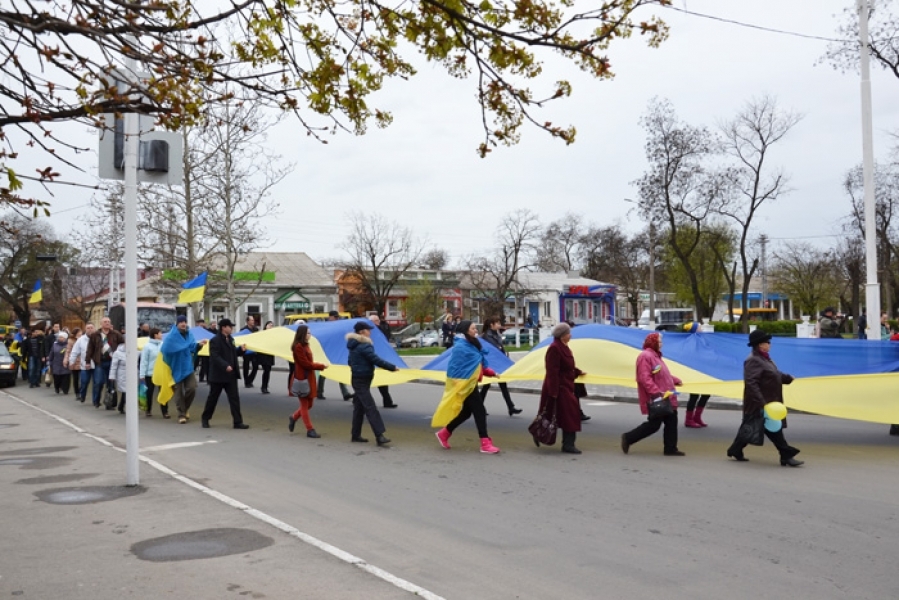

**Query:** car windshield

left=0, top=344, right=10, bottom=357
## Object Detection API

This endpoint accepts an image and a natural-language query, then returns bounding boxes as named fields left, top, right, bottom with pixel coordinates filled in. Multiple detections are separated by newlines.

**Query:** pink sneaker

left=436, top=427, right=452, bottom=449
left=480, top=437, right=500, bottom=454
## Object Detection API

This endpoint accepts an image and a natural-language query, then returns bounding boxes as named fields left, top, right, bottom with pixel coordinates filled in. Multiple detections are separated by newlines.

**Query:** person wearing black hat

left=201, top=318, right=250, bottom=429
left=726, top=329, right=803, bottom=466
left=346, top=320, right=399, bottom=446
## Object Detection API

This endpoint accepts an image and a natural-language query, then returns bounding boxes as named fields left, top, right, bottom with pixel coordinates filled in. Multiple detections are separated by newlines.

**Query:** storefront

left=559, top=283, right=617, bottom=325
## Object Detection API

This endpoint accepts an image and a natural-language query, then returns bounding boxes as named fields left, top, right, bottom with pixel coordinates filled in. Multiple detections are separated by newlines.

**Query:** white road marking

left=5, top=391, right=446, bottom=600
left=142, top=440, right=219, bottom=452
left=586, top=401, right=616, bottom=406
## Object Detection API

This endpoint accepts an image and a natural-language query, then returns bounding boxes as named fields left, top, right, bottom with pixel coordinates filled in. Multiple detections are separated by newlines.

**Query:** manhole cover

left=16, top=473, right=99, bottom=485
left=0, top=456, right=73, bottom=470
left=35, top=485, right=146, bottom=505
left=0, top=446, right=76, bottom=456
left=131, top=528, right=273, bottom=562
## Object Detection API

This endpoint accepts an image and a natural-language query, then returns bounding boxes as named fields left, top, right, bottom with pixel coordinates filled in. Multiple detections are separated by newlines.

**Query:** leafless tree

left=580, top=224, right=652, bottom=319
left=420, top=249, right=451, bottom=271
left=717, top=95, right=802, bottom=331
left=466, top=209, right=540, bottom=322
left=534, top=213, right=583, bottom=273
left=340, top=213, right=424, bottom=316
left=633, top=98, right=726, bottom=319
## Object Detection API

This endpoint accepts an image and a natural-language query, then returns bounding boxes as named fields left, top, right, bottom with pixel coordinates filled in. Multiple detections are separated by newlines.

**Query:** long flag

left=29, top=280, right=42, bottom=304
left=178, top=272, right=207, bottom=304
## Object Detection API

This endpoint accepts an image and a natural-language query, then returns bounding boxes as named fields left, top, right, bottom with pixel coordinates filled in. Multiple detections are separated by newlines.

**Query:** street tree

left=0, top=0, right=672, bottom=210
left=633, top=97, right=726, bottom=319
left=823, top=4, right=899, bottom=81
left=833, top=235, right=865, bottom=331
left=340, top=213, right=423, bottom=317
left=534, top=214, right=583, bottom=273
left=718, top=95, right=801, bottom=332
left=770, top=242, right=841, bottom=317
left=580, top=223, right=653, bottom=320
left=403, top=280, right=446, bottom=328
left=661, top=223, right=735, bottom=320
left=420, top=249, right=450, bottom=271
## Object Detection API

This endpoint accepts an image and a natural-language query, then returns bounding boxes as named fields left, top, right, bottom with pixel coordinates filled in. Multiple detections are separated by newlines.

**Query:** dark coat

left=22, top=333, right=45, bottom=361
left=378, top=321, right=392, bottom=342
left=538, top=339, right=583, bottom=433
left=208, top=332, right=243, bottom=384
left=742, top=350, right=793, bottom=416
left=255, top=352, right=275, bottom=368
left=86, top=328, right=124, bottom=365
left=48, top=340, right=70, bottom=375
left=481, top=329, right=507, bottom=355
left=346, top=333, right=396, bottom=380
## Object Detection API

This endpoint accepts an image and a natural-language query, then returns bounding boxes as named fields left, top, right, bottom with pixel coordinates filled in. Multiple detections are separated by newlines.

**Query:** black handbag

left=103, top=389, right=118, bottom=409
left=647, top=396, right=674, bottom=419
left=528, top=400, right=558, bottom=446
left=737, top=414, right=765, bottom=446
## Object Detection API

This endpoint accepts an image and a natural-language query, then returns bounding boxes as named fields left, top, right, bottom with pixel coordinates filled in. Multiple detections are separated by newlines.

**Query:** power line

left=661, top=4, right=844, bottom=43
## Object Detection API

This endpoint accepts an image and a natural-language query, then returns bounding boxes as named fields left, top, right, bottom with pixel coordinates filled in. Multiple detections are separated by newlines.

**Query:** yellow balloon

left=765, top=402, right=787, bottom=421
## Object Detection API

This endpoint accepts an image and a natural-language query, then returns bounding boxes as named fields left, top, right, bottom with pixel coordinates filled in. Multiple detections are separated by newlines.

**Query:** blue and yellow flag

left=178, top=272, right=207, bottom=304
left=431, top=335, right=489, bottom=428
left=29, top=280, right=42, bottom=304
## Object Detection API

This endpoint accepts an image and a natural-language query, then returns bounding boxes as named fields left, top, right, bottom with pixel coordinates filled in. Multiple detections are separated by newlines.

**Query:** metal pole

left=123, top=107, right=140, bottom=485
left=858, top=0, right=880, bottom=341
left=648, top=223, right=656, bottom=325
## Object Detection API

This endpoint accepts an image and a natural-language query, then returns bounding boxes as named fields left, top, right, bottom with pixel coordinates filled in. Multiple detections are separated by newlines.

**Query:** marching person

left=536, top=322, right=584, bottom=454
left=346, top=321, right=398, bottom=446
left=139, top=328, right=165, bottom=417
left=240, top=315, right=259, bottom=388
left=109, top=337, right=128, bottom=414
left=620, top=332, right=685, bottom=456
left=201, top=318, right=250, bottom=429
left=479, top=317, right=522, bottom=416
left=726, top=329, right=803, bottom=466
left=433, top=320, right=500, bottom=454
left=86, top=317, right=123, bottom=408
left=48, top=331, right=71, bottom=395
left=160, top=315, right=204, bottom=423
left=69, top=323, right=94, bottom=402
left=288, top=324, right=327, bottom=438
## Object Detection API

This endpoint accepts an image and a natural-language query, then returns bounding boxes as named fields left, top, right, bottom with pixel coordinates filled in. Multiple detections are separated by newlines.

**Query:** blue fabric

left=445, top=335, right=489, bottom=380
left=422, top=338, right=512, bottom=373
left=288, top=318, right=409, bottom=368
left=160, top=329, right=198, bottom=383
left=162, top=326, right=213, bottom=342
left=532, top=324, right=899, bottom=379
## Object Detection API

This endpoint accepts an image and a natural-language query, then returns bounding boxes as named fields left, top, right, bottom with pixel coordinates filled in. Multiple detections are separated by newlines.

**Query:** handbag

left=737, top=414, right=765, bottom=446
left=291, top=368, right=311, bottom=397
left=138, top=381, right=148, bottom=412
left=647, top=396, right=675, bottom=419
left=103, top=389, right=118, bottom=409
left=528, top=399, right=558, bottom=446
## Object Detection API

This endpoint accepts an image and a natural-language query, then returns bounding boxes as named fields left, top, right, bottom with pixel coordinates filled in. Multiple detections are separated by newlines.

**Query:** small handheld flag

left=178, top=272, right=207, bottom=304
left=29, top=280, right=42, bottom=304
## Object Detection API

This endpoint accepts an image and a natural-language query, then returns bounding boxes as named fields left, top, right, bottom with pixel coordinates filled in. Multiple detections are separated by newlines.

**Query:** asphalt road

left=6, top=379, right=899, bottom=599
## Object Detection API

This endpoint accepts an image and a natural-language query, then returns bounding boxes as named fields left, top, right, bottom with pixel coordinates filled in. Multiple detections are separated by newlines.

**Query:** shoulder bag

left=528, top=398, right=558, bottom=446
left=291, top=368, right=311, bottom=398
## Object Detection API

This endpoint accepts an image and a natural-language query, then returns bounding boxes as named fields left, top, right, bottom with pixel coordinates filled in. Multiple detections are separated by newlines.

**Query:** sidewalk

left=0, top=387, right=429, bottom=600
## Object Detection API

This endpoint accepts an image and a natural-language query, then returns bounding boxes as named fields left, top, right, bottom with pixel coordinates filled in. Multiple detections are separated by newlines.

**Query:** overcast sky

left=33, top=1, right=899, bottom=269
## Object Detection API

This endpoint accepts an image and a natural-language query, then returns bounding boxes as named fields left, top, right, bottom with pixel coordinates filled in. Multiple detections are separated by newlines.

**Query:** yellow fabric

left=151, top=355, right=174, bottom=406
left=29, top=289, right=42, bottom=304
left=430, top=366, right=482, bottom=428
left=498, top=338, right=899, bottom=424
left=177, top=286, right=205, bottom=304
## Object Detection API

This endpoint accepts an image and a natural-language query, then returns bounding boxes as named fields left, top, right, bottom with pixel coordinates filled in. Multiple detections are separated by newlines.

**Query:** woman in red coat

left=289, top=325, right=328, bottom=438
left=621, top=332, right=685, bottom=456
left=536, top=322, right=585, bottom=454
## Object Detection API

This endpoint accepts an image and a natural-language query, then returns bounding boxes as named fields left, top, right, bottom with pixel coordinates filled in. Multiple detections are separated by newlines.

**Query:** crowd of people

left=10, top=305, right=899, bottom=462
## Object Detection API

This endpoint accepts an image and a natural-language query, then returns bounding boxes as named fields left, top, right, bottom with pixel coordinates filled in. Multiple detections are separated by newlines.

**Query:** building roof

left=217, top=252, right=334, bottom=288
left=518, top=272, right=614, bottom=291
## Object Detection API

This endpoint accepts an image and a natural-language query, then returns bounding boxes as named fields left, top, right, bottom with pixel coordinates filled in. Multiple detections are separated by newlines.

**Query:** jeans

left=28, top=357, right=41, bottom=387
left=79, top=368, right=94, bottom=400
left=92, top=360, right=113, bottom=406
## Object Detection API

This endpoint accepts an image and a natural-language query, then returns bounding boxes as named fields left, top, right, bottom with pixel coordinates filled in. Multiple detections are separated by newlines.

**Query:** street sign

left=98, top=113, right=183, bottom=185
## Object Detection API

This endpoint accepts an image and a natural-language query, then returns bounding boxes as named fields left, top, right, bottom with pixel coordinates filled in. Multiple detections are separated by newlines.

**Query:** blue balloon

left=764, top=417, right=782, bottom=432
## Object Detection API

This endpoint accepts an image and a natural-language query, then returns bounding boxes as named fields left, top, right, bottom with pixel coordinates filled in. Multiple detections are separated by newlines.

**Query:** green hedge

left=710, top=320, right=799, bottom=335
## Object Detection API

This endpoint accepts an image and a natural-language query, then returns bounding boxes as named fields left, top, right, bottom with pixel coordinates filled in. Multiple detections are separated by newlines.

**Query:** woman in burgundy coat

left=536, top=322, right=585, bottom=454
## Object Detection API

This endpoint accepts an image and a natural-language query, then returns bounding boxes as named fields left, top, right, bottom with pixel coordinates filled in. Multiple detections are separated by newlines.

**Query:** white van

left=638, top=308, right=696, bottom=331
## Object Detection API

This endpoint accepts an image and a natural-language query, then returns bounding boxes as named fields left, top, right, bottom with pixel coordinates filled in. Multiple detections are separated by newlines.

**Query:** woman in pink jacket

left=621, top=332, right=685, bottom=456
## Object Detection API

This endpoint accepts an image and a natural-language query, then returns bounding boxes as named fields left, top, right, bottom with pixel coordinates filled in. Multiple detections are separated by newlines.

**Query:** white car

left=400, top=330, right=440, bottom=348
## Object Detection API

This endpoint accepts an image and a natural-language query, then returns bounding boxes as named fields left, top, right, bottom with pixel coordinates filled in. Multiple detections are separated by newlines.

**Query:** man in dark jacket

left=240, top=315, right=259, bottom=387
left=346, top=321, right=398, bottom=445
left=201, top=318, right=249, bottom=429
left=85, top=317, right=124, bottom=408
left=817, top=307, right=842, bottom=339
left=22, top=327, right=46, bottom=388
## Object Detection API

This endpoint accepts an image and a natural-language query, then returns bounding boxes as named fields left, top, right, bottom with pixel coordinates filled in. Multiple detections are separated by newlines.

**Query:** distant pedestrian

left=139, top=328, right=164, bottom=417
left=857, top=310, right=867, bottom=340
left=479, top=317, right=522, bottom=416
left=22, top=326, right=46, bottom=388
left=620, top=332, right=685, bottom=456
left=880, top=312, right=890, bottom=340
left=201, top=318, right=250, bottom=429
left=48, top=331, right=71, bottom=395
left=239, top=315, right=259, bottom=388
left=256, top=320, right=275, bottom=394
left=69, top=323, right=94, bottom=402
left=288, top=324, right=327, bottom=438
left=108, top=338, right=128, bottom=414
left=347, top=321, right=397, bottom=446
left=86, top=318, right=123, bottom=407
left=197, top=318, right=212, bottom=383
left=441, top=310, right=455, bottom=348
left=433, top=320, right=499, bottom=454
left=369, top=314, right=397, bottom=409
left=160, top=315, right=204, bottom=423
left=536, top=322, right=585, bottom=454
left=817, top=307, right=842, bottom=339
left=726, top=329, right=802, bottom=466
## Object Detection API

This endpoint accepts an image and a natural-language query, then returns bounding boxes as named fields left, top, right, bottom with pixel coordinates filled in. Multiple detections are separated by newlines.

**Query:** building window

left=313, top=303, right=326, bottom=313
left=386, top=299, right=402, bottom=320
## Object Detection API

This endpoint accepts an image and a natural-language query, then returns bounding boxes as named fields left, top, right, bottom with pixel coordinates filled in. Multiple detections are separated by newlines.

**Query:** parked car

left=0, top=344, right=17, bottom=387
left=400, top=330, right=440, bottom=348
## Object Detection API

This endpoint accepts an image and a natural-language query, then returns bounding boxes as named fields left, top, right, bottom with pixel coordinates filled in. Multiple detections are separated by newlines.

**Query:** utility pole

left=759, top=234, right=769, bottom=307
left=858, top=0, right=880, bottom=341
left=648, top=223, right=656, bottom=325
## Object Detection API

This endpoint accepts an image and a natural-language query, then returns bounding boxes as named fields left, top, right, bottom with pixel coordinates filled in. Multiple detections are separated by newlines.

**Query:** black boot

left=561, top=431, right=581, bottom=454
